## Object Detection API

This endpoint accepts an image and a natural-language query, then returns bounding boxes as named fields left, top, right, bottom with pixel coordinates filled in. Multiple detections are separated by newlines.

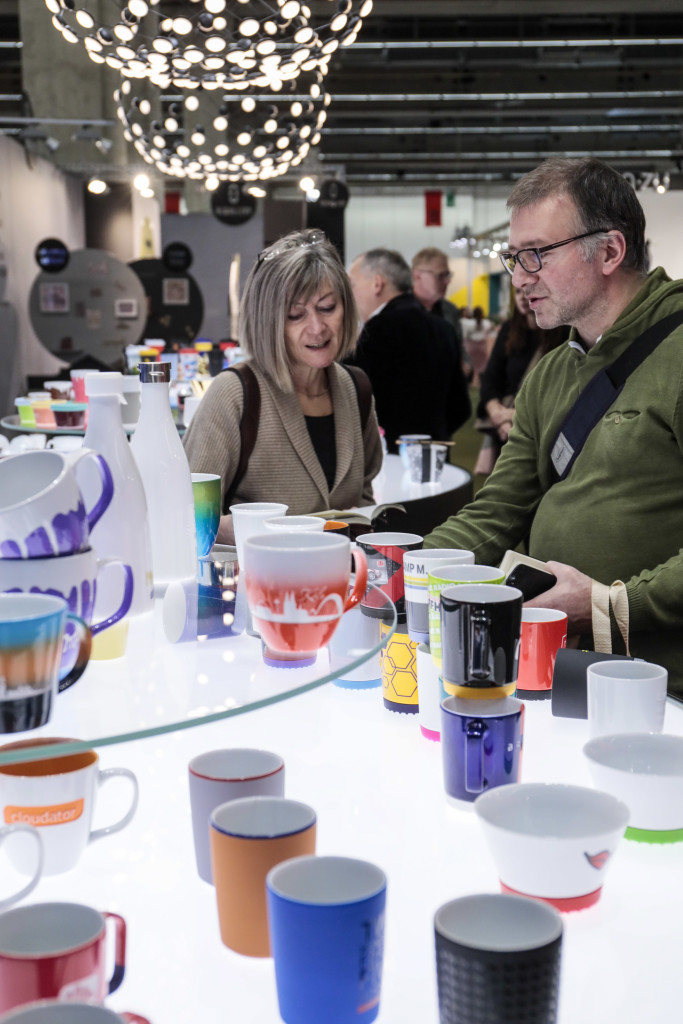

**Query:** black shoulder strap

left=550, top=309, right=683, bottom=481
left=343, top=363, right=372, bottom=432
left=223, top=363, right=260, bottom=513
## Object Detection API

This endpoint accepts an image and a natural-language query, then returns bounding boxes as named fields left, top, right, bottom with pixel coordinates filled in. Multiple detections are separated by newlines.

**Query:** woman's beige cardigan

left=183, top=361, right=383, bottom=514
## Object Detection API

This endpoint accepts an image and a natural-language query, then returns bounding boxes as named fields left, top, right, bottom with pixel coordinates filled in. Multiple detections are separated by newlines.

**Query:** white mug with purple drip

left=0, top=450, right=114, bottom=560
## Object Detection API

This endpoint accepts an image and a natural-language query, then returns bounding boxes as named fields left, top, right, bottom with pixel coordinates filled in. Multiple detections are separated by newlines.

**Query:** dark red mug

left=0, top=902, right=126, bottom=1014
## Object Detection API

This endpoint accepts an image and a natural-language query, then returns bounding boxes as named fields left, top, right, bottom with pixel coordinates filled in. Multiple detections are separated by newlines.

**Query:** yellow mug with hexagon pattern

left=380, top=621, right=418, bottom=714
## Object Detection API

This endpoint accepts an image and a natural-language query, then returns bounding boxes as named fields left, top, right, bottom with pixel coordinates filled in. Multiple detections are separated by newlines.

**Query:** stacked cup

left=403, top=549, right=526, bottom=808
left=0, top=449, right=133, bottom=730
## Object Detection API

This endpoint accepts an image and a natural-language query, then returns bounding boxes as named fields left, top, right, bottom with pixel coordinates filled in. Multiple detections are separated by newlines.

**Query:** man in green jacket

left=425, top=156, right=683, bottom=695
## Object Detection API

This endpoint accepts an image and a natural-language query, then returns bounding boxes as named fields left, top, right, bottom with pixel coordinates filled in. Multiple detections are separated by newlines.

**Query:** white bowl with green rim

left=583, top=733, right=683, bottom=844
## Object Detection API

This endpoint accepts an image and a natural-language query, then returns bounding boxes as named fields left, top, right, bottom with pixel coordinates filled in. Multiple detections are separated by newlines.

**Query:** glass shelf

left=1, top=414, right=135, bottom=437
left=0, top=559, right=397, bottom=766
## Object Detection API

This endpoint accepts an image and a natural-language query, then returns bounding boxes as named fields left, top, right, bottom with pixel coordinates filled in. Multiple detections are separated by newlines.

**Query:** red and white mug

left=242, top=532, right=367, bottom=657
left=0, top=903, right=126, bottom=1015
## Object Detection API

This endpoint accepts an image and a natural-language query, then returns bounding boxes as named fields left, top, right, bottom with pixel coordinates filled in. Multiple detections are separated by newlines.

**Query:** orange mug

left=210, top=796, right=316, bottom=957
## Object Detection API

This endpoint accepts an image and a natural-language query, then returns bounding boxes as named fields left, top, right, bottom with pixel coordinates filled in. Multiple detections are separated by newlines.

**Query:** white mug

left=0, top=450, right=113, bottom=559
left=587, top=659, right=667, bottom=738
left=0, top=824, right=43, bottom=907
left=0, top=738, right=138, bottom=875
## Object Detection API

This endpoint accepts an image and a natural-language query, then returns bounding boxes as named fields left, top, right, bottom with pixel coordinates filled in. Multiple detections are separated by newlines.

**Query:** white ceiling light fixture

left=87, top=177, right=108, bottom=194
left=44, top=0, right=374, bottom=89
left=114, top=69, right=329, bottom=184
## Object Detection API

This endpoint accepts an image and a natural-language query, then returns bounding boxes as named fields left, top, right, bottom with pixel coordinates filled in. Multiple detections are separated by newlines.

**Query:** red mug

left=0, top=903, right=126, bottom=1014
left=355, top=532, right=423, bottom=619
left=516, top=609, right=568, bottom=699
left=242, top=533, right=367, bottom=656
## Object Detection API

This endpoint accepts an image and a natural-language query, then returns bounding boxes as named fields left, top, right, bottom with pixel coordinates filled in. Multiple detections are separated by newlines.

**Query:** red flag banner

left=425, top=190, right=442, bottom=227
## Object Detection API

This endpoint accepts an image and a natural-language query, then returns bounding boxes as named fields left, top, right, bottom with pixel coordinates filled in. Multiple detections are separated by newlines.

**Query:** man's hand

left=524, top=560, right=593, bottom=636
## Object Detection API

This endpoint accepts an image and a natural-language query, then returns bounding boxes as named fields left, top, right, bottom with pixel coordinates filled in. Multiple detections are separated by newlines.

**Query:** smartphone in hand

left=505, top=563, right=557, bottom=601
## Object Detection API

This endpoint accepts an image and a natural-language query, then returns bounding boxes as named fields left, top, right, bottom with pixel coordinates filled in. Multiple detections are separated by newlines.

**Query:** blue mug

left=267, top=855, right=386, bottom=1024
left=440, top=696, right=524, bottom=808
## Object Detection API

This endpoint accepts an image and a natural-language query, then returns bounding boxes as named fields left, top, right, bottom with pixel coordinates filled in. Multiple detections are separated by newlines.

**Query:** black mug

left=551, top=648, right=636, bottom=719
left=440, top=583, right=523, bottom=698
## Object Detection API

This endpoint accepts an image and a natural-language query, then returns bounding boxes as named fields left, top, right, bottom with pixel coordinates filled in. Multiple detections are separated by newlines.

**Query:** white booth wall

left=0, top=135, right=84, bottom=415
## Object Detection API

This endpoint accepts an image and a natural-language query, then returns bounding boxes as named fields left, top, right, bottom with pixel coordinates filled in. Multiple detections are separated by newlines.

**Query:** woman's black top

left=305, top=413, right=336, bottom=490
left=477, top=320, right=541, bottom=417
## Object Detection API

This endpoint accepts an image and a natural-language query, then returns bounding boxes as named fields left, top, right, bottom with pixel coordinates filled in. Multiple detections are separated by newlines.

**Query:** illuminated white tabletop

left=2, top=678, right=682, bottom=1023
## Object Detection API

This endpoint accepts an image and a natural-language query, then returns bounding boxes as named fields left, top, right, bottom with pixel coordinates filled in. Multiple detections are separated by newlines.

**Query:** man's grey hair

left=507, top=157, right=647, bottom=274
left=356, top=248, right=413, bottom=293
left=239, top=229, right=359, bottom=392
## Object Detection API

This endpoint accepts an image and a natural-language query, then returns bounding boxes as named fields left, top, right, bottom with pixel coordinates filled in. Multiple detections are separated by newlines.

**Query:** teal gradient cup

left=191, top=473, right=221, bottom=559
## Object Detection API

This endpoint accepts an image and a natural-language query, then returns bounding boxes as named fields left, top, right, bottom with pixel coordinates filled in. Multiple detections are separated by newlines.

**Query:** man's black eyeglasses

left=498, top=228, right=612, bottom=277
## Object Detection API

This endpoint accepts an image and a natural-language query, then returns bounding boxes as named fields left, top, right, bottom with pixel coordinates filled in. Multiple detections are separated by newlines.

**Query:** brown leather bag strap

left=343, top=363, right=372, bottom=432
left=222, top=363, right=261, bottom=513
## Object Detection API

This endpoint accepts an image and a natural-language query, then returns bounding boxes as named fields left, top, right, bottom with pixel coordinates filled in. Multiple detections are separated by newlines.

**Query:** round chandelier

left=45, top=1, right=373, bottom=89
left=114, top=69, right=329, bottom=183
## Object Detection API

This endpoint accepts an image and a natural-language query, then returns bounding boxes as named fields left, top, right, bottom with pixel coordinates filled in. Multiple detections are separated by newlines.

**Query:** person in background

left=460, top=305, right=494, bottom=384
left=184, top=229, right=382, bottom=543
left=425, top=156, right=683, bottom=696
left=473, top=286, right=567, bottom=474
left=411, top=246, right=463, bottom=345
left=347, top=247, right=471, bottom=452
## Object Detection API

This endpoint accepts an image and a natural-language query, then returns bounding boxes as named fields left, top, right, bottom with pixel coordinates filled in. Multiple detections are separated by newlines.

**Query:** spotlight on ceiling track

left=87, top=177, right=108, bottom=194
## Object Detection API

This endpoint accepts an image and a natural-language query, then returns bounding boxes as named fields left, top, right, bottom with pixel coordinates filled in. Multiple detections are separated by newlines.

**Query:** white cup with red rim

left=242, top=532, right=367, bottom=657
left=0, top=902, right=126, bottom=1014
left=474, top=782, right=630, bottom=912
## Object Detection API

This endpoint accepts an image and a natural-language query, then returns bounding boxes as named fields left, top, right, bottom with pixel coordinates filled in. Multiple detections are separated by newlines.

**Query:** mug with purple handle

left=440, top=696, right=524, bottom=808
left=0, top=450, right=114, bottom=559
left=0, top=549, right=133, bottom=640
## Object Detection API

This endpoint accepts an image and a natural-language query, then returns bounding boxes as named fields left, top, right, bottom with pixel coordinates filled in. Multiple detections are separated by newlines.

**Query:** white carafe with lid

left=130, top=361, right=197, bottom=589
left=82, top=371, right=154, bottom=616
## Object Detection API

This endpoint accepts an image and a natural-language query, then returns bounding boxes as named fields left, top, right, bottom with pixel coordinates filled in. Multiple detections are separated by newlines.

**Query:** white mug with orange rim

left=0, top=738, right=138, bottom=875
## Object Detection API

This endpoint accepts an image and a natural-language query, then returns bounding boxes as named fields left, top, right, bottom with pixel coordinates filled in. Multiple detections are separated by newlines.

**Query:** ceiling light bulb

left=239, top=18, right=260, bottom=36
left=299, top=175, right=315, bottom=191
left=248, top=186, right=267, bottom=197
left=185, top=95, right=200, bottom=111
left=172, top=17, right=192, bottom=35
left=205, top=0, right=226, bottom=11
left=87, top=177, right=107, bottom=194
left=213, top=115, right=228, bottom=131
left=128, top=0, right=149, bottom=16
left=241, top=97, right=256, bottom=112
left=134, top=172, right=150, bottom=190
left=140, top=187, right=155, bottom=198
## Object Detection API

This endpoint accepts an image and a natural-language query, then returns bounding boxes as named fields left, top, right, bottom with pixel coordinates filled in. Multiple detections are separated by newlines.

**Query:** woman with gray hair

left=184, top=229, right=383, bottom=543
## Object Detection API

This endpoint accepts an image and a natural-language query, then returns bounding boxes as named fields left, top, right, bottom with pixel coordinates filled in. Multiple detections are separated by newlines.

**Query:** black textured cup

left=435, top=893, right=562, bottom=1024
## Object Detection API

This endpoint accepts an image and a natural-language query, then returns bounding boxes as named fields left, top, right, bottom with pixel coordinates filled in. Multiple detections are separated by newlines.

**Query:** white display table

left=1, top=638, right=681, bottom=1021
left=361, top=454, right=473, bottom=537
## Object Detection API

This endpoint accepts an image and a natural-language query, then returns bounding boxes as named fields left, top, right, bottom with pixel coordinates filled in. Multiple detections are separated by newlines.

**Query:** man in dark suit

left=347, top=248, right=471, bottom=453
